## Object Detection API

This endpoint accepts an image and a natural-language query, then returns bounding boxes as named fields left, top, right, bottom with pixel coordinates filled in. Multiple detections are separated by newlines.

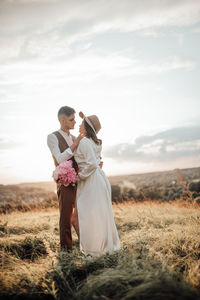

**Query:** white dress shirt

left=47, top=129, right=74, bottom=164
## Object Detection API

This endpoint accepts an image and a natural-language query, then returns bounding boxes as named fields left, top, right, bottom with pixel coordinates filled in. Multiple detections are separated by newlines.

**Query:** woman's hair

left=84, top=119, right=102, bottom=145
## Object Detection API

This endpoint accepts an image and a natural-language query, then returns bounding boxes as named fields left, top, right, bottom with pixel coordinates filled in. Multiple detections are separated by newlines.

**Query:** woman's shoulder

left=79, top=137, right=102, bottom=147
left=78, top=137, right=92, bottom=149
left=80, top=137, right=90, bottom=145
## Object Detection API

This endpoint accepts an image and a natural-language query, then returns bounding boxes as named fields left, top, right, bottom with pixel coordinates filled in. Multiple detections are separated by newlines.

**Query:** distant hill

left=1, top=166, right=200, bottom=212
left=17, top=181, right=56, bottom=192
left=5, top=166, right=200, bottom=192
left=109, top=166, right=200, bottom=189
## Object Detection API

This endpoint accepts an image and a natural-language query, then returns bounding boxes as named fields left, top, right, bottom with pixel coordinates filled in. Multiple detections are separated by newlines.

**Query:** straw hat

left=79, top=111, right=101, bottom=134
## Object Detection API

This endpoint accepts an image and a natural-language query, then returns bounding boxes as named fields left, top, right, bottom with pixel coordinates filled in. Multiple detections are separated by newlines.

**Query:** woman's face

left=79, top=120, right=87, bottom=136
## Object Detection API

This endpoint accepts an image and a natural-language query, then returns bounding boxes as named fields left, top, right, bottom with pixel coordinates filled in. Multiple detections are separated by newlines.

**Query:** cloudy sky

left=0, top=0, right=200, bottom=184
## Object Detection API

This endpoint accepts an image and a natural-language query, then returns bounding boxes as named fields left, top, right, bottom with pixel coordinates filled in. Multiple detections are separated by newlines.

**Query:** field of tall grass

left=0, top=201, right=200, bottom=299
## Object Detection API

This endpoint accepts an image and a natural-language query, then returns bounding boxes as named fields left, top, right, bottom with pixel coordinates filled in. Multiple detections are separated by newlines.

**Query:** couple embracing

left=47, top=106, right=120, bottom=257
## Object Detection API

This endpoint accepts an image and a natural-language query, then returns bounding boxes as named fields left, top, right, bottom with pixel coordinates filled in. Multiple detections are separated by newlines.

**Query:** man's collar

left=59, top=128, right=70, bottom=136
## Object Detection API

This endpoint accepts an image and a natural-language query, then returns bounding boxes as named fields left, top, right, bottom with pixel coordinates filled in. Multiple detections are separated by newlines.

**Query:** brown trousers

left=57, top=184, right=77, bottom=251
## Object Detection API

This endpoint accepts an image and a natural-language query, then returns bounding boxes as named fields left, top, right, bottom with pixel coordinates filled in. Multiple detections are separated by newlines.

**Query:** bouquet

left=52, top=160, right=78, bottom=187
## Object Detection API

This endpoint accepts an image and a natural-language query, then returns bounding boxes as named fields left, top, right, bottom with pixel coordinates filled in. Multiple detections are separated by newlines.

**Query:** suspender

left=52, top=131, right=78, bottom=172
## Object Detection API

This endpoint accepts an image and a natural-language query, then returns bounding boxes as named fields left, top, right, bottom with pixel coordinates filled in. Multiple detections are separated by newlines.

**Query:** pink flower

left=52, top=160, right=78, bottom=187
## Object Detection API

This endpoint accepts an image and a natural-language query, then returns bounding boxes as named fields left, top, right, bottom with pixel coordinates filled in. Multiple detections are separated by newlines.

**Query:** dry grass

left=114, top=201, right=200, bottom=286
left=0, top=201, right=199, bottom=299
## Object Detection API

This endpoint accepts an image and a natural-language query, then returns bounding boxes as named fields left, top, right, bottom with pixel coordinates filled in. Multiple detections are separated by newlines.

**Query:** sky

left=0, top=0, right=200, bottom=184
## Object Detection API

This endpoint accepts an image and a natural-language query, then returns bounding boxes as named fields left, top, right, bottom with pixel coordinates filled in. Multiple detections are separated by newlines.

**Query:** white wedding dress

left=74, top=137, right=120, bottom=257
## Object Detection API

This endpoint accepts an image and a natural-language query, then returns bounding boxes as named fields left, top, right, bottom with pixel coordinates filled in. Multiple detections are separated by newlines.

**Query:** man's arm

left=70, top=134, right=83, bottom=153
left=47, top=133, right=83, bottom=164
left=47, top=134, right=72, bottom=164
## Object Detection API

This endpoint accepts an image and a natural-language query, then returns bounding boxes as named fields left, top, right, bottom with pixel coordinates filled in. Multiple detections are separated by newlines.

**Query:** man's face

left=62, top=113, right=76, bottom=130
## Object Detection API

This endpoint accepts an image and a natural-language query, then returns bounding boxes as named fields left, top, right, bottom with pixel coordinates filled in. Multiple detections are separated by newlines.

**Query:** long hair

left=84, top=120, right=102, bottom=145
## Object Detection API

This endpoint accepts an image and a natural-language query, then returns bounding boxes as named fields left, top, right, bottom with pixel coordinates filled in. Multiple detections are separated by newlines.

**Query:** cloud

left=0, top=0, right=200, bottom=63
left=0, top=136, right=23, bottom=150
left=192, top=27, right=200, bottom=33
left=0, top=89, right=19, bottom=103
left=104, top=125, right=200, bottom=163
left=0, top=54, right=196, bottom=88
left=1, top=0, right=200, bottom=34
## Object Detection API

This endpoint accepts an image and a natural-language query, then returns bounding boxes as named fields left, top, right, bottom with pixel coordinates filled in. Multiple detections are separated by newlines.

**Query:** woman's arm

left=78, top=139, right=98, bottom=180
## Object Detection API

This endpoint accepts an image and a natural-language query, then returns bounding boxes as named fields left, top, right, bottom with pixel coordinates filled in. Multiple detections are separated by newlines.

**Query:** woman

left=74, top=112, right=120, bottom=257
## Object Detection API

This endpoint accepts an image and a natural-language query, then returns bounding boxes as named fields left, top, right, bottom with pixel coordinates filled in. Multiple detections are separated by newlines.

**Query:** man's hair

left=58, top=106, right=75, bottom=119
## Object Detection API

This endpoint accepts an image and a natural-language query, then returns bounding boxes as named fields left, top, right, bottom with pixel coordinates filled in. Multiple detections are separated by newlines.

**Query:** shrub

left=1, top=237, right=47, bottom=261
left=189, top=181, right=200, bottom=193
left=111, top=185, right=121, bottom=202
left=194, top=197, right=200, bottom=204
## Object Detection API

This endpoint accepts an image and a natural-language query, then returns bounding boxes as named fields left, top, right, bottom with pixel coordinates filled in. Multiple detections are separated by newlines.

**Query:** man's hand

left=99, top=157, right=103, bottom=168
left=70, top=134, right=84, bottom=152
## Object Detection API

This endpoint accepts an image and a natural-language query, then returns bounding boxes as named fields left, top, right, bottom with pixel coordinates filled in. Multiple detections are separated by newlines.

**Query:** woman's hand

left=99, top=157, right=103, bottom=168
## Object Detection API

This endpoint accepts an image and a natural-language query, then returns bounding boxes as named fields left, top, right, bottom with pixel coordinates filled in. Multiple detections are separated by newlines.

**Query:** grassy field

left=0, top=201, right=200, bottom=299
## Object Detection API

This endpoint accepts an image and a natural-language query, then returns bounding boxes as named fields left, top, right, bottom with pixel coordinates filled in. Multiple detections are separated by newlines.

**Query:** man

left=47, top=106, right=82, bottom=251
